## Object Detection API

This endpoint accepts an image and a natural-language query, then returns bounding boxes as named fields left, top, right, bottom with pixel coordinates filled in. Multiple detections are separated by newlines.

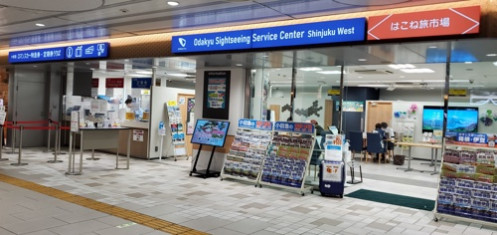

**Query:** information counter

left=118, top=121, right=149, bottom=159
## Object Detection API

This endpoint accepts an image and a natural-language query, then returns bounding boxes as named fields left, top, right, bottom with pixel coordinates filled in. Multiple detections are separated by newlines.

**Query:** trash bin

left=393, top=155, right=405, bottom=165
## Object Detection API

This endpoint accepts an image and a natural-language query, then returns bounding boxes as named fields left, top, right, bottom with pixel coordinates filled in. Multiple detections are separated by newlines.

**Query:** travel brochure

left=166, top=101, right=186, bottom=155
left=437, top=147, right=497, bottom=223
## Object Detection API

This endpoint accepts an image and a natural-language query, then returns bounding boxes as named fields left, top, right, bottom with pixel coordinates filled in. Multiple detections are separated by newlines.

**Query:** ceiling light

left=358, top=58, right=367, bottom=62
left=428, top=46, right=438, bottom=49
left=317, top=71, right=343, bottom=75
left=35, top=23, right=45, bottom=27
left=167, top=1, right=179, bottom=6
left=299, top=67, right=322, bottom=72
left=167, top=72, right=188, bottom=77
left=235, top=63, right=243, bottom=67
left=400, top=68, right=435, bottom=74
left=357, top=84, right=388, bottom=88
left=388, top=64, right=416, bottom=69
left=464, top=61, right=472, bottom=64
left=486, top=53, right=497, bottom=57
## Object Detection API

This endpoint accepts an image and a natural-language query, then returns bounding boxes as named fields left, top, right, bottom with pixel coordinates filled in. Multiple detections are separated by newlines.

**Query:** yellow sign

left=328, top=89, right=340, bottom=96
left=449, top=89, right=467, bottom=97
left=168, top=100, right=178, bottom=107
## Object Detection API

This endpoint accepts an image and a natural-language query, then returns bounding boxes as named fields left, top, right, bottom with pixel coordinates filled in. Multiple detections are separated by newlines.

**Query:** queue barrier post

left=47, top=124, right=62, bottom=163
left=10, top=126, right=27, bottom=166
left=46, top=120, right=52, bottom=153
left=0, top=125, right=7, bottom=161
left=11, top=121, right=17, bottom=154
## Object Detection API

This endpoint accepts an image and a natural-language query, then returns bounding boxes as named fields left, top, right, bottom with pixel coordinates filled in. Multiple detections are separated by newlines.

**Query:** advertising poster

left=187, top=98, right=195, bottom=134
left=191, top=120, right=230, bottom=147
left=325, top=134, right=343, bottom=161
left=203, top=71, right=230, bottom=119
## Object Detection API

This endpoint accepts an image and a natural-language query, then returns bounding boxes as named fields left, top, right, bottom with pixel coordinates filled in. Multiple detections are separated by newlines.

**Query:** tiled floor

left=0, top=147, right=496, bottom=235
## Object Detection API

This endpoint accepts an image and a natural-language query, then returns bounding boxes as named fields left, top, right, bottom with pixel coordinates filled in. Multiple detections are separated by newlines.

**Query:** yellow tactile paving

left=0, top=173, right=210, bottom=235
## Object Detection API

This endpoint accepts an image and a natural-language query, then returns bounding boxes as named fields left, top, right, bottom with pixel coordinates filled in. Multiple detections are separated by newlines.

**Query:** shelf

left=445, top=144, right=497, bottom=152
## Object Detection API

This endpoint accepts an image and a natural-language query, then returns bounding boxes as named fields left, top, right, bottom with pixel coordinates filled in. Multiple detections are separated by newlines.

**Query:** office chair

left=349, top=131, right=367, bottom=162
left=367, top=132, right=386, bottom=164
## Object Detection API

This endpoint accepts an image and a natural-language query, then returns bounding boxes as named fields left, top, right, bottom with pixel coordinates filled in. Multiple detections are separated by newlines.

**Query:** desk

left=395, top=142, right=442, bottom=174
left=66, top=127, right=131, bottom=175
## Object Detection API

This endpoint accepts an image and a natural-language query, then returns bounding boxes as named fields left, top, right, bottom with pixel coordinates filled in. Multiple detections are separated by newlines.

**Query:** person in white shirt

left=381, top=122, right=395, bottom=163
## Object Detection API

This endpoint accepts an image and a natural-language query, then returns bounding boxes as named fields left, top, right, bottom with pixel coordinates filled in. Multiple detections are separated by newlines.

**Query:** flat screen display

left=191, top=119, right=230, bottom=147
left=422, top=106, right=478, bottom=133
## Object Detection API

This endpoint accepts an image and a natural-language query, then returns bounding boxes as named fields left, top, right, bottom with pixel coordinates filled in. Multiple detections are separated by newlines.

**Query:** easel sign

left=70, top=111, right=79, bottom=132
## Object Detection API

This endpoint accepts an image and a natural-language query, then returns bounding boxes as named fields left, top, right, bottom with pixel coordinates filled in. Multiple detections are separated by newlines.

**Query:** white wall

left=192, top=67, right=246, bottom=171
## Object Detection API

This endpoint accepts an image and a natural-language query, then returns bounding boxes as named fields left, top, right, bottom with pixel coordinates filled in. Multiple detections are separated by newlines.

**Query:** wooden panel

left=366, top=102, right=393, bottom=132
left=117, top=128, right=148, bottom=159
left=269, top=104, right=280, bottom=121
left=324, top=100, right=333, bottom=129
left=192, top=135, right=234, bottom=154
left=178, top=93, right=195, bottom=157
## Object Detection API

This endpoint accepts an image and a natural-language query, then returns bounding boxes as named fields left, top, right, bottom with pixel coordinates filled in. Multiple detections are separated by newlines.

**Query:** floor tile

left=2, top=217, right=67, bottom=234
left=180, top=216, right=232, bottom=231
left=49, top=220, right=111, bottom=235
left=94, top=223, right=154, bottom=235
left=208, top=227, right=246, bottom=235
left=223, top=218, right=272, bottom=234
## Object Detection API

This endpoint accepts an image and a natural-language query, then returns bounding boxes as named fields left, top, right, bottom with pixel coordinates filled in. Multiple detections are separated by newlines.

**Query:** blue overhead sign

left=172, top=30, right=252, bottom=53
left=171, top=18, right=366, bottom=53
left=9, top=42, right=110, bottom=63
left=131, top=78, right=152, bottom=89
left=66, top=43, right=109, bottom=60
left=9, top=47, right=65, bottom=63
left=251, top=18, right=366, bottom=49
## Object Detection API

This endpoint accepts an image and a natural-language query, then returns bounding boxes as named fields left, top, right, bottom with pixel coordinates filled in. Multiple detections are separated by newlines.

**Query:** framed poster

left=191, top=119, right=230, bottom=147
left=203, top=71, right=230, bottom=119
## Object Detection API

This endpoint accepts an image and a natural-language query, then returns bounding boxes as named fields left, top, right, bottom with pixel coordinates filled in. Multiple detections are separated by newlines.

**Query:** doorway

left=178, top=93, right=195, bottom=157
left=366, top=101, right=392, bottom=132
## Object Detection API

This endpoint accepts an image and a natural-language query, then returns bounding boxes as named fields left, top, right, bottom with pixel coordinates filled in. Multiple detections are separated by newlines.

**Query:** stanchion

left=66, top=131, right=81, bottom=175
left=0, top=125, right=8, bottom=161
left=45, top=121, right=52, bottom=152
left=10, top=126, right=27, bottom=166
left=86, top=149, right=100, bottom=161
left=47, top=124, right=62, bottom=163
left=11, top=121, right=17, bottom=154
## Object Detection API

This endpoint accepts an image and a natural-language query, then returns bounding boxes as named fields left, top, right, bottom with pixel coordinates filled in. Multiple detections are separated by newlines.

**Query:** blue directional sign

left=251, top=18, right=366, bottom=49
left=65, top=43, right=109, bottom=60
left=9, top=47, right=65, bottom=63
left=131, top=78, right=152, bottom=89
left=172, top=30, right=252, bottom=53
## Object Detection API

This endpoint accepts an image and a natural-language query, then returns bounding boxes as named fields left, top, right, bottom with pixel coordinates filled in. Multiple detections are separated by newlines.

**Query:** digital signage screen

left=191, top=119, right=230, bottom=147
left=422, top=106, right=478, bottom=133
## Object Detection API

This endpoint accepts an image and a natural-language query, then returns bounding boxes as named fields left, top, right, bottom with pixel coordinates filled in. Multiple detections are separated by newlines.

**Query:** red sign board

left=92, top=79, right=99, bottom=88
left=106, top=78, right=124, bottom=88
left=367, top=6, right=480, bottom=40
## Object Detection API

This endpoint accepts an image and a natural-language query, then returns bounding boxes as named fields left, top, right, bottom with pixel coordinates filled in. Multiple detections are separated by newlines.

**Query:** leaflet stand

left=190, top=144, right=219, bottom=178
left=258, top=121, right=315, bottom=196
left=165, top=101, right=187, bottom=161
left=221, top=119, right=273, bottom=186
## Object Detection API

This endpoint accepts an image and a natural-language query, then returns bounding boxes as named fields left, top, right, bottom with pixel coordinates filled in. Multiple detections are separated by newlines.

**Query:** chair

left=367, top=132, right=386, bottom=164
left=349, top=131, right=366, bottom=162
left=308, top=139, right=323, bottom=180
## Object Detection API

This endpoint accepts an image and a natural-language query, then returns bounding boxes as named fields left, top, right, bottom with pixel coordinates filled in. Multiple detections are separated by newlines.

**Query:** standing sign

left=203, top=71, right=230, bottom=120
left=368, top=6, right=480, bottom=40
left=70, top=111, right=79, bottom=132
left=325, top=134, right=343, bottom=161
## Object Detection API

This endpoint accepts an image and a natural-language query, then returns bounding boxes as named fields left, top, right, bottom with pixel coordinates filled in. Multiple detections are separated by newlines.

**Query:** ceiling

left=0, top=0, right=463, bottom=50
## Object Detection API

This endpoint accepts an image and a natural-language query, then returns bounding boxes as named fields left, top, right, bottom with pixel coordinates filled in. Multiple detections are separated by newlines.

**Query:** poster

left=338, top=101, right=364, bottom=112
left=203, top=71, right=230, bottom=119
left=325, top=134, right=343, bottom=161
left=70, top=111, right=79, bottom=132
left=191, top=119, right=230, bottom=147
left=321, top=160, right=343, bottom=182
left=187, top=98, right=195, bottom=134
left=133, top=129, right=144, bottom=142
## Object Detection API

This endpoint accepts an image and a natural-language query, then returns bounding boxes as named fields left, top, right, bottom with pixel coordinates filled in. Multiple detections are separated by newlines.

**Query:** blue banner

left=66, top=43, right=109, bottom=60
left=172, top=30, right=252, bottom=53
left=456, top=133, right=487, bottom=144
left=9, top=42, right=109, bottom=63
left=9, top=47, right=65, bottom=63
left=274, top=121, right=314, bottom=134
left=172, top=18, right=365, bottom=53
left=131, top=78, right=152, bottom=89
left=238, top=119, right=273, bottom=131
left=251, top=18, right=365, bottom=49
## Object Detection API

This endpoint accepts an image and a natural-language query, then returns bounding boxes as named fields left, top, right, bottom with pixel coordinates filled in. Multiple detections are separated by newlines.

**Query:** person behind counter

left=125, top=96, right=143, bottom=120
left=310, top=119, right=330, bottom=148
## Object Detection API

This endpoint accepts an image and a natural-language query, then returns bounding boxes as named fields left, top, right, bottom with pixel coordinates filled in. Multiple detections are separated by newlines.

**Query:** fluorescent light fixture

left=167, top=1, right=179, bottom=6
left=298, top=67, right=322, bottom=72
left=167, top=72, right=188, bottom=77
left=358, top=58, right=367, bottom=62
left=388, top=64, right=415, bottom=69
left=235, top=63, right=243, bottom=67
left=135, top=70, right=153, bottom=75
left=356, top=84, right=388, bottom=88
left=35, top=23, right=45, bottom=27
left=464, top=61, right=473, bottom=64
left=317, top=71, right=343, bottom=75
left=487, top=53, right=497, bottom=57
left=400, top=68, right=435, bottom=73
left=428, top=46, right=438, bottom=49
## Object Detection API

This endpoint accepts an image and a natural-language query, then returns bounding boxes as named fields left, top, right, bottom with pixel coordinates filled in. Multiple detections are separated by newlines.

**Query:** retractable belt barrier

left=1, top=120, right=70, bottom=166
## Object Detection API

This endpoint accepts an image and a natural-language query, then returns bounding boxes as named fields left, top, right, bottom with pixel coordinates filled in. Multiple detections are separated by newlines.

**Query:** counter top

left=121, top=121, right=149, bottom=129
left=79, top=127, right=130, bottom=131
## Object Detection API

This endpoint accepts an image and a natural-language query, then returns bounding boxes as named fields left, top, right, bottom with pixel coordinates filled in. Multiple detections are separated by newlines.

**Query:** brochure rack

left=434, top=133, right=497, bottom=227
left=221, top=119, right=273, bottom=185
left=259, top=121, right=315, bottom=196
left=165, top=101, right=186, bottom=161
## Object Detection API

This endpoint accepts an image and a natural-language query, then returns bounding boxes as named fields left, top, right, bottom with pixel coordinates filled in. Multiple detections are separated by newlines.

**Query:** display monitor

left=191, top=119, right=230, bottom=147
left=422, top=106, right=478, bottom=133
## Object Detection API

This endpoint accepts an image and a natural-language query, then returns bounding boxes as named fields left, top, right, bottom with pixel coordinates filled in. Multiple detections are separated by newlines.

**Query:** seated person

left=381, top=122, right=395, bottom=163
left=372, top=123, right=386, bottom=162
left=125, top=96, right=144, bottom=120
